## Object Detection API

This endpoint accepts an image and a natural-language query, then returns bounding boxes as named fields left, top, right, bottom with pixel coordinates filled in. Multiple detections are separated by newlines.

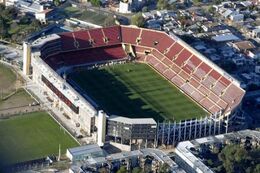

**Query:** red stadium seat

left=165, top=42, right=183, bottom=60
left=163, top=69, right=176, bottom=80
left=151, top=49, right=165, bottom=60
left=139, top=29, right=173, bottom=53
left=174, top=49, right=192, bottom=67
left=102, top=26, right=122, bottom=45
left=134, top=46, right=151, bottom=54
left=155, top=62, right=168, bottom=74
left=181, top=83, right=195, bottom=97
left=89, top=28, right=106, bottom=47
left=121, top=26, right=141, bottom=45
left=171, top=75, right=185, bottom=87
left=193, top=63, right=211, bottom=80
left=46, top=45, right=126, bottom=69
left=146, top=55, right=160, bottom=66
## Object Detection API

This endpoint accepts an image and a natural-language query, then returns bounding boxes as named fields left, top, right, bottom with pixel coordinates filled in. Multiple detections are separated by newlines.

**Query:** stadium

left=23, top=25, right=245, bottom=149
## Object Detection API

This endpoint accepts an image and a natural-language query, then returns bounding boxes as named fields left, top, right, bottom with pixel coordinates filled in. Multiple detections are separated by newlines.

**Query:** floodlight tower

left=23, top=41, right=31, bottom=75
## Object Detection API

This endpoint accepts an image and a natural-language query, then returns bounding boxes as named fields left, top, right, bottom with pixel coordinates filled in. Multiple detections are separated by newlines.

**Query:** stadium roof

left=32, top=34, right=60, bottom=48
left=109, top=115, right=157, bottom=125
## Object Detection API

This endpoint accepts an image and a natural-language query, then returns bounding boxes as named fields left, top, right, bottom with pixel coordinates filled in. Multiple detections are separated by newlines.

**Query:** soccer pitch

left=69, top=63, right=208, bottom=122
left=0, top=112, right=79, bottom=166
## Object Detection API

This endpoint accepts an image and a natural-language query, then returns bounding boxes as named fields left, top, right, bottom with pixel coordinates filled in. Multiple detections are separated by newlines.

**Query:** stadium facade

left=23, top=25, right=245, bottom=149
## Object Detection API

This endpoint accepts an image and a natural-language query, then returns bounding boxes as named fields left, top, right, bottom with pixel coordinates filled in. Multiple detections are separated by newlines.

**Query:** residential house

left=230, top=41, right=256, bottom=56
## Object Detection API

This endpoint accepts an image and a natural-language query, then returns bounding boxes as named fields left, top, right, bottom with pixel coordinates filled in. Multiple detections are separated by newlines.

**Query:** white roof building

left=230, top=13, right=244, bottom=22
left=118, top=1, right=131, bottom=14
left=66, top=144, right=105, bottom=162
left=212, top=33, right=240, bottom=42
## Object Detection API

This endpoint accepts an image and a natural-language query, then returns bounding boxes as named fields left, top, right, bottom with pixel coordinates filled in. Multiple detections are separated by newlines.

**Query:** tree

left=90, top=0, right=101, bottom=7
left=212, top=0, right=222, bottom=5
left=132, top=167, right=143, bottom=173
left=254, top=164, right=260, bottom=173
left=159, top=163, right=171, bottom=173
left=117, top=166, right=127, bottom=173
left=0, top=4, right=5, bottom=11
left=0, top=17, right=9, bottom=39
left=131, top=13, right=145, bottom=27
left=142, top=6, right=148, bottom=12
left=208, top=6, right=215, bottom=14
left=157, top=0, right=168, bottom=10
left=0, top=6, right=18, bottom=22
left=53, top=0, right=61, bottom=6
left=207, top=159, right=213, bottom=167
left=193, top=0, right=202, bottom=5
left=168, top=3, right=177, bottom=10
left=19, top=16, right=30, bottom=25
left=218, top=144, right=254, bottom=173
left=31, top=19, right=41, bottom=30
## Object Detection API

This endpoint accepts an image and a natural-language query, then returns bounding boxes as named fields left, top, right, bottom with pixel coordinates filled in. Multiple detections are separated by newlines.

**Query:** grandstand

left=24, top=25, right=245, bottom=147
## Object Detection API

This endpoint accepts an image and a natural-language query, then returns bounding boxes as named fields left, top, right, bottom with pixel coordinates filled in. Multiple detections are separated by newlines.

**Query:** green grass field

left=0, top=112, right=79, bottom=166
left=69, top=63, right=208, bottom=122
left=61, top=7, right=115, bottom=26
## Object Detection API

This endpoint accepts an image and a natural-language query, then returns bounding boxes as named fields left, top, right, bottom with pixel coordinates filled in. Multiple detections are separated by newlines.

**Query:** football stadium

left=23, top=25, right=245, bottom=149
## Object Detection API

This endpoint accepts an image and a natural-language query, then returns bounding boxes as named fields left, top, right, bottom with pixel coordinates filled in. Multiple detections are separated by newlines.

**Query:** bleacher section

left=120, top=26, right=245, bottom=116
left=59, top=26, right=122, bottom=51
left=45, top=45, right=126, bottom=70
left=40, top=25, right=245, bottom=116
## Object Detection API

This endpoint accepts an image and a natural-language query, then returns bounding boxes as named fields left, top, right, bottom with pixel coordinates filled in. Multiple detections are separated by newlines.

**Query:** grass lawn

left=69, top=63, right=208, bottom=122
left=63, top=6, right=81, bottom=17
left=0, top=112, right=79, bottom=166
left=78, top=10, right=111, bottom=25
left=0, top=63, right=16, bottom=90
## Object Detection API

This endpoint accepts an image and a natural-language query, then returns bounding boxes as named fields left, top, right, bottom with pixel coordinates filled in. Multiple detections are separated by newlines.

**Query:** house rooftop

left=233, top=41, right=256, bottom=50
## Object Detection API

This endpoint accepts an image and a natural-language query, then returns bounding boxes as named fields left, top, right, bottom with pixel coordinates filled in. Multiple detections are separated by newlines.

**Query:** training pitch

left=69, top=63, right=208, bottom=121
left=0, top=112, right=78, bottom=166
